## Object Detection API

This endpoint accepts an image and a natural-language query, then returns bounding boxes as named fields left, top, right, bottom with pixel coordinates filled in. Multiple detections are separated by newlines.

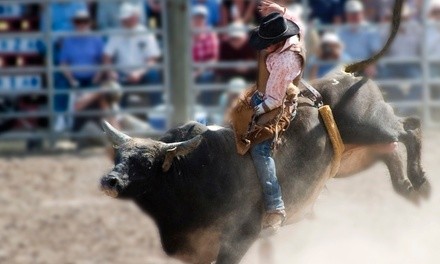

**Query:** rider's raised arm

left=258, top=51, right=302, bottom=112
left=283, top=8, right=305, bottom=36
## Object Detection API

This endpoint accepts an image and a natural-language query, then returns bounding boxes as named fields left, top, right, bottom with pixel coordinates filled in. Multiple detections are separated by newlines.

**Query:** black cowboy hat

left=249, top=12, right=300, bottom=50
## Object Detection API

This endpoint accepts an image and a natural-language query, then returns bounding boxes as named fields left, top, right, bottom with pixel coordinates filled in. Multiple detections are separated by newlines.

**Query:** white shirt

left=380, top=20, right=422, bottom=58
left=426, top=22, right=440, bottom=58
left=104, top=24, right=161, bottom=73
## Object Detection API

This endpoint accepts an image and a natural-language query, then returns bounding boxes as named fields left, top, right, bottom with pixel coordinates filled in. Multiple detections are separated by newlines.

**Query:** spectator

left=192, top=0, right=221, bottom=26
left=103, top=2, right=162, bottom=107
left=146, top=0, right=162, bottom=29
left=338, top=0, right=381, bottom=77
left=72, top=81, right=121, bottom=135
left=55, top=9, right=104, bottom=131
left=218, top=21, right=257, bottom=81
left=381, top=4, right=423, bottom=79
left=364, top=0, right=420, bottom=22
left=217, top=77, right=247, bottom=125
left=308, top=32, right=351, bottom=79
left=96, top=0, right=146, bottom=30
left=427, top=0, right=440, bottom=111
left=220, top=0, right=260, bottom=27
left=427, top=0, right=440, bottom=74
left=375, top=3, right=422, bottom=116
left=362, top=0, right=387, bottom=22
left=308, top=0, right=345, bottom=24
left=192, top=5, right=219, bottom=105
left=382, top=4, right=423, bottom=100
left=192, top=5, right=219, bottom=81
left=40, top=1, right=88, bottom=65
left=41, top=1, right=87, bottom=32
left=40, top=2, right=88, bottom=132
left=59, top=10, right=104, bottom=89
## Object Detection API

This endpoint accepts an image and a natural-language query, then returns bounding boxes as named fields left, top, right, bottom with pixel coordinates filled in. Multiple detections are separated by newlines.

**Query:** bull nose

left=107, top=176, right=119, bottom=188
left=101, top=175, right=123, bottom=198
left=101, top=174, right=122, bottom=189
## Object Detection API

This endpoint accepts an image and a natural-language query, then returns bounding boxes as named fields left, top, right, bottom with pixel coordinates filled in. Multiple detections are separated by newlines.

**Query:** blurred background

left=1, top=0, right=440, bottom=149
left=0, top=0, right=439, bottom=264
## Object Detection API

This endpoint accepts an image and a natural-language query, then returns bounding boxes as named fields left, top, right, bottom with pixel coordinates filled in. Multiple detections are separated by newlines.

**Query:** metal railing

left=0, top=0, right=171, bottom=143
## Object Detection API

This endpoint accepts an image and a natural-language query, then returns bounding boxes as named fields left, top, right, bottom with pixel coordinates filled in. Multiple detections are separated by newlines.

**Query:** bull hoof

left=406, top=186, right=420, bottom=206
left=395, top=180, right=420, bottom=206
left=306, top=210, right=316, bottom=220
left=417, top=180, right=432, bottom=200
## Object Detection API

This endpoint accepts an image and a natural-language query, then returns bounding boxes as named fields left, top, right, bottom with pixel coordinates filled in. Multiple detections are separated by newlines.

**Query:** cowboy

left=248, top=1, right=305, bottom=234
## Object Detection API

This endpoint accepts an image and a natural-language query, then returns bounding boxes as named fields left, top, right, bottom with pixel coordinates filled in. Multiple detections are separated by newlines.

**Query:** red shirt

left=192, top=32, right=219, bottom=62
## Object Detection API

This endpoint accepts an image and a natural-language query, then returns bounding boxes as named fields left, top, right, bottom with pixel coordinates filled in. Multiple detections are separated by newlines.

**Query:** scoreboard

left=0, top=4, right=23, bottom=18
left=0, top=3, right=43, bottom=91
left=0, top=75, right=42, bottom=90
left=0, top=38, right=40, bottom=53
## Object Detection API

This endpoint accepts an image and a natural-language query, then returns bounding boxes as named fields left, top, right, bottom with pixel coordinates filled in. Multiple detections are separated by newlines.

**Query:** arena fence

left=0, top=0, right=439, bottom=147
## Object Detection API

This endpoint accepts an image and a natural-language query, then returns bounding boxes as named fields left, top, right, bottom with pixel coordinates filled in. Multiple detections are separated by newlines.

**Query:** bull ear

left=101, top=120, right=132, bottom=146
left=162, top=135, right=203, bottom=172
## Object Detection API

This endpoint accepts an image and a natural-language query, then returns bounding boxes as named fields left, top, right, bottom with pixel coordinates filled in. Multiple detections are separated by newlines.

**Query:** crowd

left=1, top=0, right=440, bottom=148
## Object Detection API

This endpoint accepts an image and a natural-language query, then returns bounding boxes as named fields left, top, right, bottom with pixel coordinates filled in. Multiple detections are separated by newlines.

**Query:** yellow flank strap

left=318, top=105, right=345, bottom=177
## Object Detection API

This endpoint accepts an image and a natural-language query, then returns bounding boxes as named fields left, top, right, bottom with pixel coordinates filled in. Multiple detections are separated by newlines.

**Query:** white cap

left=287, top=4, right=304, bottom=18
left=227, top=21, right=247, bottom=39
left=401, top=4, right=412, bottom=17
left=345, top=0, right=364, bottom=13
left=192, top=5, right=209, bottom=17
left=430, top=0, right=440, bottom=11
left=384, top=3, right=412, bottom=19
left=73, top=9, right=90, bottom=20
left=119, top=2, right=139, bottom=20
left=228, top=78, right=247, bottom=93
left=321, top=32, right=341, bottom=44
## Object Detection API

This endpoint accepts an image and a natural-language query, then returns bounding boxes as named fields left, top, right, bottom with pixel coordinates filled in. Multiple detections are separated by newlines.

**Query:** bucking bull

left=99, top=0, right=430, bottom=263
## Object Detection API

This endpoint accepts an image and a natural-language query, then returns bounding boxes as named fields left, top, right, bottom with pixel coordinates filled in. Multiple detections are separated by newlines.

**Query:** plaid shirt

left=261, top=10, right=304, bottom=111
left=192, top=32, right=219, bottom=62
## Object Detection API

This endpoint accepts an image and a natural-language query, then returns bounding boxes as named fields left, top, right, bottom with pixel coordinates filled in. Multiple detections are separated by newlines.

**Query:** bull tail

left=344, top=0, right=404, bottom=73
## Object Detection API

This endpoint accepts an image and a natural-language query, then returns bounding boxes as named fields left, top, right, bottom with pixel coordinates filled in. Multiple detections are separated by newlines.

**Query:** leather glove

left=254, top=104, right=265, bottom=116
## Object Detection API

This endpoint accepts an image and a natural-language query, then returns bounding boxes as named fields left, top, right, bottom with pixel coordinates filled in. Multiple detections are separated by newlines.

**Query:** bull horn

left=101, top=120, right=132, bottom=146
left=162, top=135, right=203, bottom=172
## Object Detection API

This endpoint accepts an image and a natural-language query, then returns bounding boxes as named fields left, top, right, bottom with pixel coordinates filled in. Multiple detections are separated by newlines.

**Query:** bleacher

left=0, top=3, right=46, bottom=133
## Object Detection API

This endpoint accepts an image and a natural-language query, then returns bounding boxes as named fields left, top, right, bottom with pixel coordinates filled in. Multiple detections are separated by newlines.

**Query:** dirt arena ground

left=1, top=129, right=439, bottom=264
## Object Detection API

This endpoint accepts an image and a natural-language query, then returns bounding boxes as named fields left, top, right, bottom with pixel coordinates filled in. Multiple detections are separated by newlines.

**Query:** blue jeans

left=196, top=70, right=220, bottom=106
left=250, top=92, right=285, bottom=212
left=120, top=69, right=163, bottom=107
left=53, top=74, right=94, bottom=112
left=378, top=63, right=422, bottom=101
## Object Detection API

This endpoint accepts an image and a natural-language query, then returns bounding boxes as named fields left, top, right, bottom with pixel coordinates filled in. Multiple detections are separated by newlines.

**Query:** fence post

left=165, top=0, right=192, bottom=126
left=421, top=0, right=431, bottom=127
left=43, top=0, right=56, bottom=147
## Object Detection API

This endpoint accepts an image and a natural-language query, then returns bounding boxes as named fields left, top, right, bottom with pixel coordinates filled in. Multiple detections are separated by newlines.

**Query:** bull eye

left=146, top=160, right=153, bottom=170
left=114, top=153, right=122, bottom=164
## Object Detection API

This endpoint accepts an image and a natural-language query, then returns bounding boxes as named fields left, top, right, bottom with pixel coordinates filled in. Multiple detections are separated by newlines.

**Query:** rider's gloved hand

left=255, top=104, right=266, bottom=116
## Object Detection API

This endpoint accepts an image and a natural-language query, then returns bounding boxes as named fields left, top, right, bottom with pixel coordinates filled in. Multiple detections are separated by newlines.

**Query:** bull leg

left=258, top=238, right=275, bottom=264
left=399, top=117, right=431, bottom=198
left=216, top=218, right=261, bottom=264
left=382, top=150, right=419, bottom=204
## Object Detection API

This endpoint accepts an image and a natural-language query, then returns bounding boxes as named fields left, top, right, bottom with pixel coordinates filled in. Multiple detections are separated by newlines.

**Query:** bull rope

left=318, top=105, right=345, bottom=177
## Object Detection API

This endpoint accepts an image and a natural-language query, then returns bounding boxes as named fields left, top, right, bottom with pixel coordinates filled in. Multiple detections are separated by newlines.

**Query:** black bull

left=99, top=0, right=430, bottom=263
left=100, top=70, right=430, bottom=263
